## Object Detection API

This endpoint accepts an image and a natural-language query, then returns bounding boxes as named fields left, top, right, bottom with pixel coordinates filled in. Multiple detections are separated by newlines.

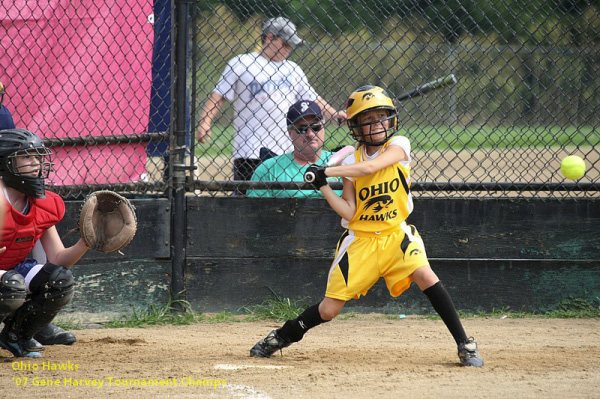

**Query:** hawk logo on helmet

left=362, top=93, right=374, bottom=101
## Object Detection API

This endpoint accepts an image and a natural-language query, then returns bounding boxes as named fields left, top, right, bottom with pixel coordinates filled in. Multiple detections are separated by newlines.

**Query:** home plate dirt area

left=1, top=317, right=598, bottom=399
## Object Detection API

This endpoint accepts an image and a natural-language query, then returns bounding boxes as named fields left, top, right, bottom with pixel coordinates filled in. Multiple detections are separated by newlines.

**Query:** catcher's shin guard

left=0, top=270, right=27, bottom=324
left=9, top=264, right=75, bottom=341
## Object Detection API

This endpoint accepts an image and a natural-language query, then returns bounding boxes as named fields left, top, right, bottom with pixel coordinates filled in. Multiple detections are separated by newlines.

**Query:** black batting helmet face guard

left=0, top=129, right=53, bottom=199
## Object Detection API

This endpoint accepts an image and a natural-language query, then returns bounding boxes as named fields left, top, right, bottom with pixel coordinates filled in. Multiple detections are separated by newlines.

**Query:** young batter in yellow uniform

left=250, top=86, right=484, bottom=367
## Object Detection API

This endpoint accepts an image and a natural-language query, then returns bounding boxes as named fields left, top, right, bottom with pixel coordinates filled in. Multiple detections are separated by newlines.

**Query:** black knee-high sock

left=423, top=281, right=468, bottom=345
left=277, top=303, right=329, bottom=343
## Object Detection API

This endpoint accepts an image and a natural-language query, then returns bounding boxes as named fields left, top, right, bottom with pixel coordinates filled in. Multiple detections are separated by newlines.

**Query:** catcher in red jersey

left=0, top=128, right=90, bottom=358
left=250, top=85, right=484, bottom=367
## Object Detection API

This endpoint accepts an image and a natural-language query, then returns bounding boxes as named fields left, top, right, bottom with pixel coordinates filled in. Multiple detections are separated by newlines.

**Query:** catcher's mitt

left=79, top=190, right=137, bottom=253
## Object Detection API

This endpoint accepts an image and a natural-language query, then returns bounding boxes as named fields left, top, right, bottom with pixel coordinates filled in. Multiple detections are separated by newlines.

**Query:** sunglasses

left=292, top=123, right=323, bottom=134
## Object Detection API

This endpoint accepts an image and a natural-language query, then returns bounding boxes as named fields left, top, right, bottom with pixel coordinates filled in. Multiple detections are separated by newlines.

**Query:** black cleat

left=34, top=323, right=77, bottom=346
left=458, top=337, right=484, bottom=367
left=0, top=324, right=42, bottom=358
left=22, top=338, right=45, bottom=352
left=250, top=330, right=292, bottom=358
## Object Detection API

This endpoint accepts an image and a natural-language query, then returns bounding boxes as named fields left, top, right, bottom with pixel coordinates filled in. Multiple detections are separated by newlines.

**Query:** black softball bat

left=396, top=74, right=457, bottom=102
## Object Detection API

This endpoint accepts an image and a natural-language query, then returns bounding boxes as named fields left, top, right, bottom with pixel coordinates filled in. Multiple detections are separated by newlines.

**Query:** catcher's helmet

left=346, top=85, right=398, bottom=146
left=0, top=128, right=53, bottom=199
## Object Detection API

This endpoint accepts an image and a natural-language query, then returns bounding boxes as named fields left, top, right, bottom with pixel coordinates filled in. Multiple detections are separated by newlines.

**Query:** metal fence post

left=171, top=0, right=190, bottom=311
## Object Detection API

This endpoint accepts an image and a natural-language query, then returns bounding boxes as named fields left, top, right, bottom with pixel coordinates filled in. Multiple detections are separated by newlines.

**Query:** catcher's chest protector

left=0, top=192, right=65, bottom=270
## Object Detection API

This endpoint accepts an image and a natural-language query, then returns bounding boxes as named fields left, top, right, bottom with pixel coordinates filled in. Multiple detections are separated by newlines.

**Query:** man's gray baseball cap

left=262, top=17, right=304, bottom=46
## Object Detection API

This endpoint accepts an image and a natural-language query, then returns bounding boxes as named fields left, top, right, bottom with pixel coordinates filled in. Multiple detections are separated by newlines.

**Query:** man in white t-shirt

left=196, top=17, right=346, bottom=192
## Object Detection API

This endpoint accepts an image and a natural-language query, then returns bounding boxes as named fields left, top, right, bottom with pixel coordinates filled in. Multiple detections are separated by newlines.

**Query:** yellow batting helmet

left=346, top=85, right=398, bottom=145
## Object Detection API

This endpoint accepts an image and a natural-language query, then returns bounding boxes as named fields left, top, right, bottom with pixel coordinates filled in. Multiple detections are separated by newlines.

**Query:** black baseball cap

left=262, top=17, right=304, bottom=47
left=286, top=100, right=323, bottom=127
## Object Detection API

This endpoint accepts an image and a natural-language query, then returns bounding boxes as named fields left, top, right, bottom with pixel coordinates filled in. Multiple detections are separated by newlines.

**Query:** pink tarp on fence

left=0, top=0, right=154, bottom=185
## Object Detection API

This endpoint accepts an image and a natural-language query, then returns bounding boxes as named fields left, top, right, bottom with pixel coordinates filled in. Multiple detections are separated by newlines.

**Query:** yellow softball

left=560, top=155, right=586, bottom=180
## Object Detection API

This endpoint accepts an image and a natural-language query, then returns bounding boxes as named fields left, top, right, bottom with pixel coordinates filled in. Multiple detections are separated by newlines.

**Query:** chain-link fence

left=191, top=1, right=599, bottom=199
left=1, top=1, right=598, bottom=200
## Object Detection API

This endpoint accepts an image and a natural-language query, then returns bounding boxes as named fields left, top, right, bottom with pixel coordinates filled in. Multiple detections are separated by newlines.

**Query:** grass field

left=57, top=294, right=600, bottom=330
left=195, top=125, right=599, bottom=157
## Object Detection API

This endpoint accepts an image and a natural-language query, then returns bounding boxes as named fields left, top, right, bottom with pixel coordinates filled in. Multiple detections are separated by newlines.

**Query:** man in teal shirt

left=248, top=100, right=342, bottom=198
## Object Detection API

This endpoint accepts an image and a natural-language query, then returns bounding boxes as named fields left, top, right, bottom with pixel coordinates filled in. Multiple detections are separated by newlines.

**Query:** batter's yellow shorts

left=325, top=222, right=430, bottom=301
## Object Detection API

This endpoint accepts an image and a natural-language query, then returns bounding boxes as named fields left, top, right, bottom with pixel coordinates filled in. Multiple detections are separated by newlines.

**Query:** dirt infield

left=1, top=317, right=598, bottom=398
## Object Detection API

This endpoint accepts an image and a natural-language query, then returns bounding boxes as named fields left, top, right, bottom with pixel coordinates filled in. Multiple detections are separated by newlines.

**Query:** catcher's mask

left=346, top=85, right=398, bottom=146
left=0, top=128, right=53, bottom=199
